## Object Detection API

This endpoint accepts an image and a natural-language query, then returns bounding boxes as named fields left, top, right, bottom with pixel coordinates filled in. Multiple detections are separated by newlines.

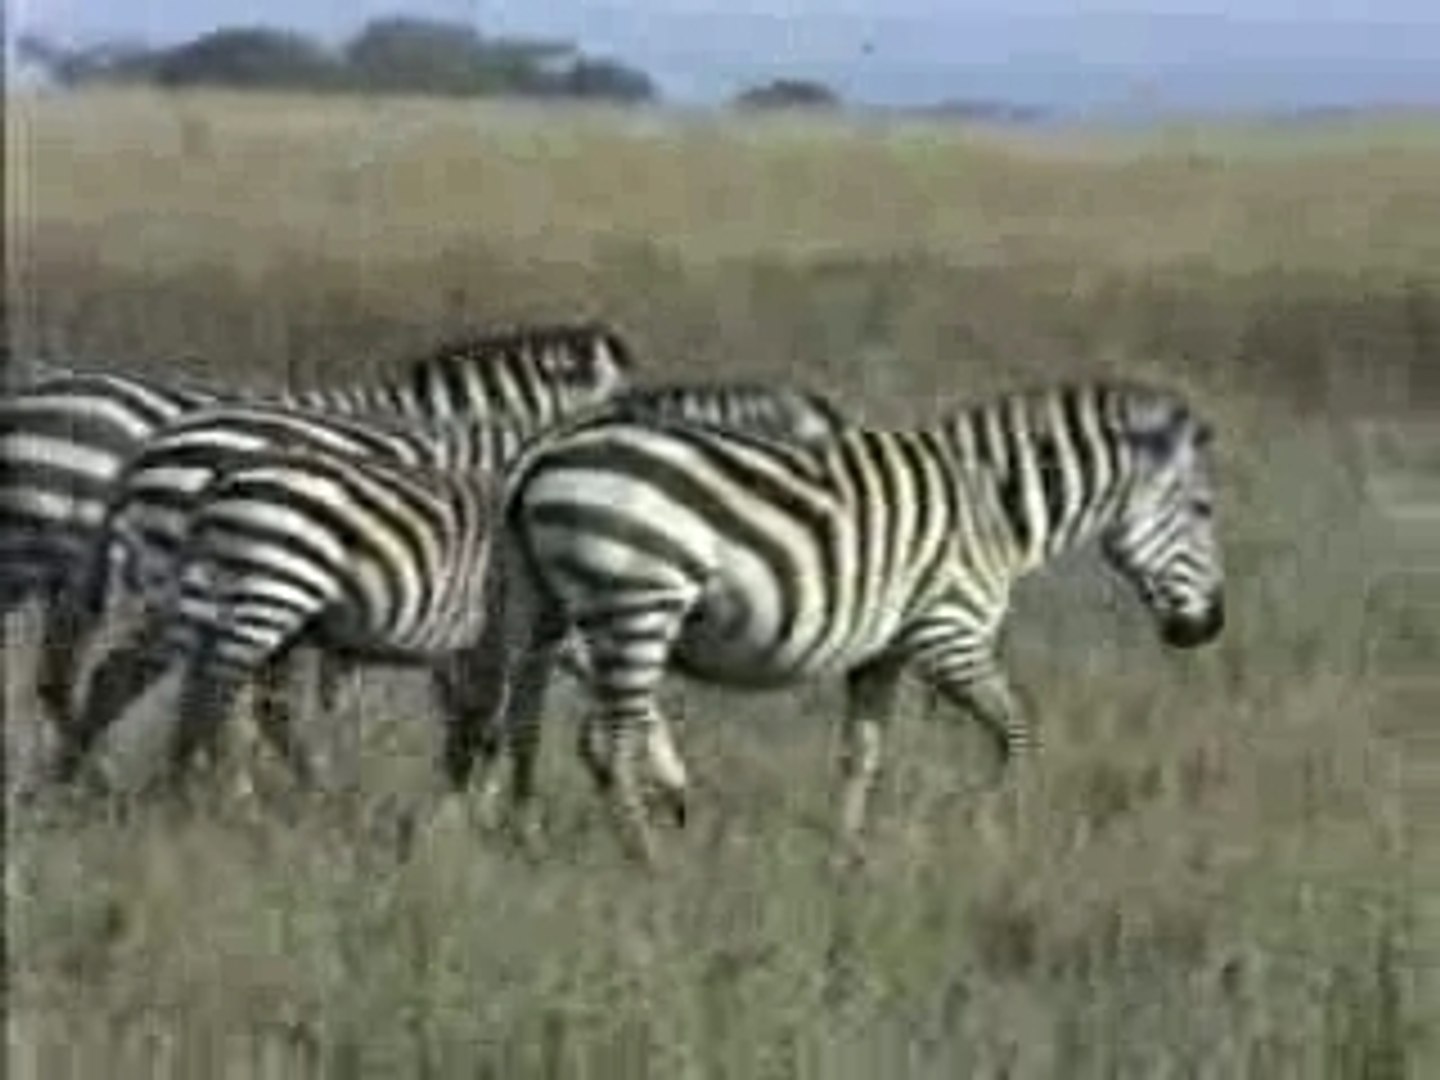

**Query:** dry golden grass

left=5, top=90, right=1439, bottom=1077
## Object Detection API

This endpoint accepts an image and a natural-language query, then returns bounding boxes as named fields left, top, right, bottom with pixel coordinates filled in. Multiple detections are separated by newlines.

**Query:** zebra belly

left=667, top=580, right=909, bottom=686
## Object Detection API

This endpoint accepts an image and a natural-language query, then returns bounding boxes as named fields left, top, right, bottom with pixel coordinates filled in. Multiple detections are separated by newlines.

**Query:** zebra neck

left=946, top=412, right=1129, bottom=576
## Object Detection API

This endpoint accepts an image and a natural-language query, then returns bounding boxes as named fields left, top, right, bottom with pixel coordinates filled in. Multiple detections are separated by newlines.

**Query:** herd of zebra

left=1, top=321, right=1225, bottom=863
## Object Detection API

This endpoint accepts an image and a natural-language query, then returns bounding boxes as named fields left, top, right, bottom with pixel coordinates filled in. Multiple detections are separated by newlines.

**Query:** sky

left=10, top=1, right=1440, bottom=113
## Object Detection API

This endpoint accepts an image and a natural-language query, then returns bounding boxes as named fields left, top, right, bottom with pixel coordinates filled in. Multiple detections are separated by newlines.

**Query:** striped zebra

left=476, top=380, right=1226, bottom=863
left=605, top=382, right=847, bottom=444
left=94, top=381, right=847, bottom=610
left=54, top=448, right=512, bottom=796
left=0, top=323, right=634, bottom=745
left=57, top=380, right=851, bottom=793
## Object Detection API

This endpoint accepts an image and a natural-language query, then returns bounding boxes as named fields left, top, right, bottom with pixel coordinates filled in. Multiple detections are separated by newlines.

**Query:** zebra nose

left=1161, top=596, right=1224, bottom=648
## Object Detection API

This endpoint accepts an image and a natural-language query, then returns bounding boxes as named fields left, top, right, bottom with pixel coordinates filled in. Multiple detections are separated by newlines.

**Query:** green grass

left=6, top=91, right=1439, bottom=1077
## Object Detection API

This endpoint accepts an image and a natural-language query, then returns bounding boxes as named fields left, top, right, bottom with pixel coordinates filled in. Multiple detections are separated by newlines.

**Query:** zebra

left=57, top=380, right=852, bottom=795
left=473, top=380, right=1225, bottom=863
left=0, top=323, right=635, bottom=763
left=93, top=381, right=847, bottom=610
left=55, top=448, right=513, bottom=799
left=604, top=381, right=848, bottom=444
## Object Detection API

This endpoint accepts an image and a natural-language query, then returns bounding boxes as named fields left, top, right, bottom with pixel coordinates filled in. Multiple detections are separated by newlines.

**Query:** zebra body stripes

left=98, top=379, right=846, bottom=601
left=482, top=381, right=1225, bottom=862
left=0, top=323, right=634, bottom=751
left=59, top=379, right=850, bottom=794
left=3, top=322, right=631, bottom=603
left=57, top=450, right=511, bottom=792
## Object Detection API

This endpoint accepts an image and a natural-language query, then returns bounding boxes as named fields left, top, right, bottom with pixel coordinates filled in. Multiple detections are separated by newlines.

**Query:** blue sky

left=12, top=2, right=1440, bottom=111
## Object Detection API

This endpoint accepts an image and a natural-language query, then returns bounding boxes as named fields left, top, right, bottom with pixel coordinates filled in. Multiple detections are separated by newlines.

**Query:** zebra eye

left=1192, top=498, right=1214, bottom=520
left=1194, top=422, right=1214, bottom=449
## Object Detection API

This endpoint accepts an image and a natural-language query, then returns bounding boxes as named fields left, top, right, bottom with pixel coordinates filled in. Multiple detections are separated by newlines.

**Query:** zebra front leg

left=836, top=654, right=907, bottom=855
left=906, top=622, right=1031, bottom=771
left=916, top=652, right=1038, bottom=847
left=924, top=666, right=1030, bottom=772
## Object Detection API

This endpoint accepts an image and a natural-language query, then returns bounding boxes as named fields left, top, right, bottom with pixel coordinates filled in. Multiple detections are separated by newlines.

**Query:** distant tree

left=471, top=37, right=579, bottom=97
left=734, top=78, right=840, bottom=111
left=153, top=28, right=342, bottom=90
left=16, top=21, right=661, bottom=105
left=345, top=17, right=489, bottom=95
left=559, top=58, right=657, bottom=103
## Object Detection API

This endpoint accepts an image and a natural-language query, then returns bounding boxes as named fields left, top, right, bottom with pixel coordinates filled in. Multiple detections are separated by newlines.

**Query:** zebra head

left=1101, top=389, right=1225, bottom=650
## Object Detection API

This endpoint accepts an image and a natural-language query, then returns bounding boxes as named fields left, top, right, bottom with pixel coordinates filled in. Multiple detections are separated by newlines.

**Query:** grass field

left=5, top=89, right=1439, bottom=1077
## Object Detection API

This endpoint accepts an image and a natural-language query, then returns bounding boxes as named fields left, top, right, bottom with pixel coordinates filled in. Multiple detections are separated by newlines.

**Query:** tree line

left=17, top=18, right=659, bottom=104
left=14, top=18, right=875, bottom=112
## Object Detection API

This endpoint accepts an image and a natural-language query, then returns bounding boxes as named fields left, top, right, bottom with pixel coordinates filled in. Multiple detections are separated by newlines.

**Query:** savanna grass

left=5, top=90, right=1438, bottom=1077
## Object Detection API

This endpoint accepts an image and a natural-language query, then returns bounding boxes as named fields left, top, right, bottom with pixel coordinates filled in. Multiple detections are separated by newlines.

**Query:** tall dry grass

left=5, top=90, right=1439, bottom=1077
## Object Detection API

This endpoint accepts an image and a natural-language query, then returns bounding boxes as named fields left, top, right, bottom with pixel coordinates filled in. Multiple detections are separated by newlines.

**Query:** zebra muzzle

left=1159, top=597, right=1225, bottom=648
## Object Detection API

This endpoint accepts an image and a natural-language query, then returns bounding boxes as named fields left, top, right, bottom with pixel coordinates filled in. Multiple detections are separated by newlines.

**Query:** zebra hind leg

left=582, top=604, right=693, bottom=866
left=166, top=649, right=249, bottom=811
left=247, top=653, right=323, bottom=798
left=49, top=615, right=176, bottom=792
left=33, top=583, right=93, bottom=733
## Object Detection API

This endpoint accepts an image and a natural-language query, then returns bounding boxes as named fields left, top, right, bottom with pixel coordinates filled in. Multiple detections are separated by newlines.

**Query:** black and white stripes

left=1, top=323, right=634, bottom=738
left=53, top=450, right=511, bottom=792
left=49, top=378, right=852, bottom=791
left=484, top=380, right=1226, bottom=861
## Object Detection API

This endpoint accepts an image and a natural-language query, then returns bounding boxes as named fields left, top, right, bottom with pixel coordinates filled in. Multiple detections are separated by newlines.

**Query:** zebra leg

left=433, top=633, right=523, bottom=802
left=903, top=621, right=1030, bottom=769
left=50, top=616, right=175, bottom=788
left=568, top=649, right=689, bottom=829
left=928, top=667, right=1029, bottom=770
left=314, top=651, right=354, bottom=714
left=476, top=609, right=569, bottom=839
left=248, top=654, right=320, bottom=793
left=28, top=577, right=115, bottom=794
left=577, top=694, right=690, bottom=831
left=167, top=649, right=248, bottom=802
left=837, top=654, right=907, bottom=853
left=913, top=651, right=1037, bottom=846
left=583, top=607, right=692, bottom=865
left=33, top=583, right=94, bottom=732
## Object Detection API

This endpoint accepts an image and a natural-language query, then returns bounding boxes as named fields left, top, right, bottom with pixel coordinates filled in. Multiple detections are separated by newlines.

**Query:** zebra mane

left=408, top=321, right=637, bottom=374
left=945, top=380, right=1203, bottom=458
left=608, top=380, right=844, bottom=419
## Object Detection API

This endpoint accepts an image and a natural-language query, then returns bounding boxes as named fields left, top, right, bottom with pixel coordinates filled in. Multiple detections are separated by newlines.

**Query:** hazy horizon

left=11, top=2, right=1440, bottom=114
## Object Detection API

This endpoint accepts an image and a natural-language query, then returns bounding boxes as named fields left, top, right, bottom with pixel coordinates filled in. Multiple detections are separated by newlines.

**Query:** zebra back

left=284, top=322, right=636, bottom=432
left=99, top=403, right=531, bottom=600
left=602, top=381, right=849, bottom=444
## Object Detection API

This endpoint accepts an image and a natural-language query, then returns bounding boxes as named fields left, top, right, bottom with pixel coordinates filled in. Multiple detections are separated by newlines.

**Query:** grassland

left=5, top=89, right=1439, bottom=1077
